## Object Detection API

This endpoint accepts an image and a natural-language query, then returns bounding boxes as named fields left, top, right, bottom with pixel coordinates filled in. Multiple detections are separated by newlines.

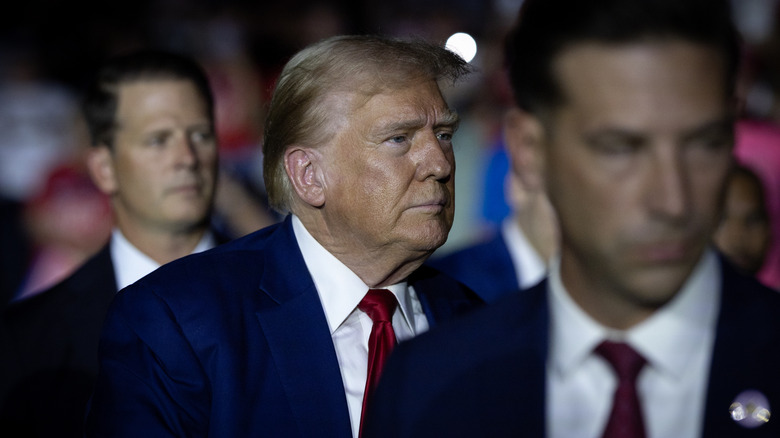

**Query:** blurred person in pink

left=733, top=119, right=780, bottom=289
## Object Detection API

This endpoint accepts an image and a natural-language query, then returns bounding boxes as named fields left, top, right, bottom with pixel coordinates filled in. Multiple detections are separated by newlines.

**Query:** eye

left=588, top=135, right=643, bottom=156
left=436, top=131, right=453, bottom=142
left=190, top=129, right=215, bottom=145
left=389, top=135, right=408, bottom=144
left=145, top=133, right=168, bottom=147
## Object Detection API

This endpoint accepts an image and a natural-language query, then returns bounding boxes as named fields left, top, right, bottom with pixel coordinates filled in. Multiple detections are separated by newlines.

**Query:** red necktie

left=358, top=288, right=398, bottom=437
left=595, top=340, right=647, bottom=438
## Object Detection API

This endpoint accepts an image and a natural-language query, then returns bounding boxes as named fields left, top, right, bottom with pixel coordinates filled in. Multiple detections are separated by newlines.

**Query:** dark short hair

left=505, top=0, right=741, bottom=116
left=262, top=34, right=471, bottom=214
left=82, top=49, right=215, bottom=148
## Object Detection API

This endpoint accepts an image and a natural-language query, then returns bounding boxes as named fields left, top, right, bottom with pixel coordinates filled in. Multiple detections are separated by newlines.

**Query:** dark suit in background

left=0, top=228, right=229, bottom=437
left=0, top=245, right=115, bottom=436
left=428, top=231, right=517, bottom=303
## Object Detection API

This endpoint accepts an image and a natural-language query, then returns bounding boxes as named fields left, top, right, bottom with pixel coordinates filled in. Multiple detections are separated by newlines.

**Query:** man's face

left=103, top=79, right=217, bottom=234
left=317, top=78, right=457, bottom=259
left=713, top=172, right=770, bottom=274
left=542, top=41, right=734, bottom=327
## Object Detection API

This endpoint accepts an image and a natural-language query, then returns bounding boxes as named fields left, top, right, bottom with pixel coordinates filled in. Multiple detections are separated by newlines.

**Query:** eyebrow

left=680, top=117, right=734, bottom=142
left=374, top=109, right=460, bottom=136
left=434, top=109, right=460, bottom=130
left=583, top=116, right=735, bottom=145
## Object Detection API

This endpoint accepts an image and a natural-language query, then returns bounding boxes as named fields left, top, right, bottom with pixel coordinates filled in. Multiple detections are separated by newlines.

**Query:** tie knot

left=595, top=340, right=646, bottom=382
left=358, top=289, right=397, bottom=323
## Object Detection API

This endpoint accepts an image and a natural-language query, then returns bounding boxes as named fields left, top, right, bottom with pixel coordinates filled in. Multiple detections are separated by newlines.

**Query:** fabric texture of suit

left=427, top=230, right=518, bottom=303
left=0, top=228, right=229, bottom=438
left=365, top=254, right=780, bottom=437
left=85, top=216, right=482, bottom=437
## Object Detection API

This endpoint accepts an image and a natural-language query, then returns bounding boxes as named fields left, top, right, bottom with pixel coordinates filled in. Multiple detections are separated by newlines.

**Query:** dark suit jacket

left=365, top=254, right=780, bottom=437
left=0, top=229, right=229, bottom=438
left=84, top=216, right=482, bottom=437
left=427, top=230, right=518, bottom=303
left=1, top=244, right=116, bottom=437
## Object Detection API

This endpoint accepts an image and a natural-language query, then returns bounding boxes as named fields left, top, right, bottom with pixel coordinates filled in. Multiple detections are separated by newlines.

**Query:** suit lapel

left=254, top=217, right=352, bottom=437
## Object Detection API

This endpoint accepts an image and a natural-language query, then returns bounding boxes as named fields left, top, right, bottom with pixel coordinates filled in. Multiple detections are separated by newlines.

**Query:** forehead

left=549, top=40, right=730, bottom=131
left=349, top=80, right=451, bottom=126
left=116, top=79, right=208, bottom=122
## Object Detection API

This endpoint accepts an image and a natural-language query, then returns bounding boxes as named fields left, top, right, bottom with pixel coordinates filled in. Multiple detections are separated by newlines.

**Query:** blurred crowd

left=1, top=0, right=779, bottom=306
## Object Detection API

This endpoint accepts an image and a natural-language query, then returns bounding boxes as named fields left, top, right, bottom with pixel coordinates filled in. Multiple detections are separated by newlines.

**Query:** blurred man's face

left=541, top=41, right=734, bottom=328
left=100, top=79, right=218, bottom=235
left=317, top=78, right=457, bottom=261
left=713, top=171, right=770, bottom=275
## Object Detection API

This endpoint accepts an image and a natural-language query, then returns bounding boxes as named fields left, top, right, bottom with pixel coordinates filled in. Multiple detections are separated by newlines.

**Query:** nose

left=414, top=131, right=453, bottom=182
left=647, top=147, right=689, bottom=222
left=175, top=133, right=199, bottom=168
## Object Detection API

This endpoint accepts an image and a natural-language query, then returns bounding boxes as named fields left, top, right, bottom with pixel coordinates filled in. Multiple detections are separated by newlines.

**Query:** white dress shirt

left=547, top=249, right=721, bottom=438
left=111, top=228, right=216, bottom=291
left=292, top=215, right=430, bottom=438
left=501, top=218, right=548, bottom=289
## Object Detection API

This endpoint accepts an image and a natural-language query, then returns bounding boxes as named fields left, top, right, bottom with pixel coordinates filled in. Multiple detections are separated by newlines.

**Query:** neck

left=296, top=212, right=428, bottom=288
left=514, top=192, right=558, bottom=262
left=558, top=250, right=657, bottom=331
left=116, top=221, right=208, bottom=265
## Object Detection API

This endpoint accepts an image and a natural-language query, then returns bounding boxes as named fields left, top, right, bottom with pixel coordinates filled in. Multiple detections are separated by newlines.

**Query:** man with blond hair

left=86, top=35, right=481, bottom=437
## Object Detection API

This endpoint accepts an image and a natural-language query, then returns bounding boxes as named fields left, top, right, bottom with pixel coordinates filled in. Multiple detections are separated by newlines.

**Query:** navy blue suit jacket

left=85, top=216, right=482, bottom=437
left=427, top=230, right=518, bottom=303
left=365, top=254, right=780, bottom=437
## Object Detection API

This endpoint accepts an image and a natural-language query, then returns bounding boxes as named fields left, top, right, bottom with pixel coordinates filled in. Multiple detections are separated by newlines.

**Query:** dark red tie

left=595, top=340, right=647, bottom=438
left=358, top=288, right=398, bottom=437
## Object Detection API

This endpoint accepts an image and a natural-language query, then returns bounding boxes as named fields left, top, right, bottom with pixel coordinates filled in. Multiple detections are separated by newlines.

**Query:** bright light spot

left=445, top=32, right=477, bottom=63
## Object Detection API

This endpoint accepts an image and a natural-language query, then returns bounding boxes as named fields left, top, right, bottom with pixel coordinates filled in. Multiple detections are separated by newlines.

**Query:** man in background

left=714, top=163, right=772, bottom=278
left=366, top=1, right=780, bottom=437
left=1, top=49, right=227, bottom=437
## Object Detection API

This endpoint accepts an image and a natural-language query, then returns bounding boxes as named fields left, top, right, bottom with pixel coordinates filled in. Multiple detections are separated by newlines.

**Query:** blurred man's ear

left=284, top=146, right=325, bottom=208
left=86, top=145, right=119, bottom=196
left=504, top=107, right=545, bottom=192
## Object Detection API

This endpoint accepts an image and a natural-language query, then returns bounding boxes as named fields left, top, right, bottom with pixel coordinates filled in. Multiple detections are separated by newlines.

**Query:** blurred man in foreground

left=366, top=1, right=780, bottom=437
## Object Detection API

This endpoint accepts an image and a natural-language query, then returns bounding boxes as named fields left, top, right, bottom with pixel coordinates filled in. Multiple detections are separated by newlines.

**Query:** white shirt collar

left=111, top=227, right=216, bottom=291
left=549, top=249, right=721, bottom=380
left=291, top=215, right=417, bottom=335
left=501, top=217, right=548, bottom=289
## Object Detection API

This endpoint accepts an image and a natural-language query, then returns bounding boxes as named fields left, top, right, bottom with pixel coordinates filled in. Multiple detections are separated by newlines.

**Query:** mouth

left=409, top=195, right=450, bottom=214
left=168, top=183, right=203, bottom=196
left=632, top=239, right=696, bottom=264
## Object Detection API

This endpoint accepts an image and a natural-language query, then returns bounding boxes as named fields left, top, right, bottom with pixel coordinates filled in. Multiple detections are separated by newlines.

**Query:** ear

left=86, top=145, right=119, bottom=195
left=503, top=107, right=546, bottom=191
left=284, top=146, right=325, bottom=208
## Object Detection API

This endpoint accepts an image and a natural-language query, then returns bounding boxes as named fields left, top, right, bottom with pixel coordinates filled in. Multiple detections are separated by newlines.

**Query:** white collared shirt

left=111, top=228, right=216, bottom=291
left=547, top=249, right=720, bottom=438
left=292, top=215, right=429, bottom=438
left=501, top=217, right=548, bottom=289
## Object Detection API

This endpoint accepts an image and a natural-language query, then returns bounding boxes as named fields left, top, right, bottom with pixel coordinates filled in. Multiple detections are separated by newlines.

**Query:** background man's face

left=713, top=171, right=770, bottom=275
left=542, top=41, right=734, bottom=326
left=317, top=78, right=458, bottom=259
left=106, top=79, right=218, bottom=234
